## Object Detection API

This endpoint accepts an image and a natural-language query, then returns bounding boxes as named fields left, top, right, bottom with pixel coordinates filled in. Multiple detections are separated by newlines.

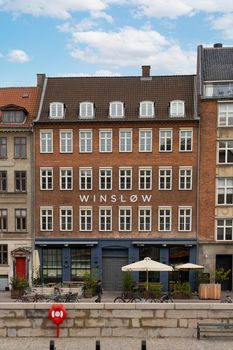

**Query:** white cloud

left=69, top=27, right=195, bottom=74
left=7, top=49, right=30, bottom=64
left=53, top=70, right=121, bottom=77
left=211, top=13, right=233, bottom=39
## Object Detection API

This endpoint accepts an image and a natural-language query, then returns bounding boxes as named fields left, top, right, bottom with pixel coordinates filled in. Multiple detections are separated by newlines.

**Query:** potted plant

left=82, top=270, right=97, bottom=298
left=172, top=282, right=192, bottom=299
left=10, top=276, right=28, bottom=299
left=198, top=268, right=231, bottom=300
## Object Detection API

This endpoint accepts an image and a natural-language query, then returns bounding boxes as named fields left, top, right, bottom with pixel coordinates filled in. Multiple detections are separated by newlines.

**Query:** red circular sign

left=48, top=304, right=67, bottom=325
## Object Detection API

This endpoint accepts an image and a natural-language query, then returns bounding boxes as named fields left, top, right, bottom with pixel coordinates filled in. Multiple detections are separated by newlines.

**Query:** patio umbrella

left=175, top=263, right=204, bottom=270
left=32, top=250, right=40, bottom=280
left=121, top=257, right=173, bottom=290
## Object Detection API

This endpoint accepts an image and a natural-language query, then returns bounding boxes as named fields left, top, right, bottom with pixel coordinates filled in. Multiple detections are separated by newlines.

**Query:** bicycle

left=221, top=295, right=233, bottom=303
left=150, top=292, right=173, bottom=303
left=114, top=292, right=141, bottom=303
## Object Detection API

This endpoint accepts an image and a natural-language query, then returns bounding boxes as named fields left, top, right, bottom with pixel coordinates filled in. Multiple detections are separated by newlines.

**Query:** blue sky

left=1, top=0, right=233, bottom=86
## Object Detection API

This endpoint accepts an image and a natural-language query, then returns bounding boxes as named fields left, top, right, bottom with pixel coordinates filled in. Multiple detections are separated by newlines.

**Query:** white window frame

left=99, top=168, right=112, bottom=190
left=139, top=129, right=152, bottom=152
left=49, top=102, right=64, bottom=119
left=218, top=102, right=233, bottom=127
left=139, top=101, right=154, bottom=118
left=79, top=207, right=92, bottom=231
left=15, top=209, right=27, bottom=231
left=109, top=101, right=124, bottom=118
left=218, top=140, right=233, bottom=164
left=40, top=207, right=53, bottom=231
left=119, top=129, right=132, bottom=152
left=119, top=167, right=132, bottom=190
left=179, top=167, right=192, bottom=190
left=99, top=207, right=112, bottom=231
left=170, top=100, right=185, bottom=117
left=79, top=102, right=94, bottom=119
left=99, top=129, right=112, bottom=153
left=178, top=206, right=192, bottom=232
left=216, top=218, right=233, bottom=241
left=179, top=129, right=193, bottom=152
left=40, top=130, right=53, bottom=153
left=138, top=167, right=152, bottom=190
left=60, top=167, right=73, bottom=190
left=159, top=167, right=172, bottom=190
left=40, top=168, right=53, bottom=190
left=159, top=129, right=173, bottom=152
left=79, top=129, right=92, bottom=153
left=79, top=168, right=92, bottom=190
left=158, top=206, right=172, bottom=232
left=60, top=206, right=73, bottom=231
left=217, top=177, right=233, bottom=205
left=138, top=206, right=152, bottom=232
left=59, top=130, right=73, bottom=153
left=119, top=207, right=132, bottom=231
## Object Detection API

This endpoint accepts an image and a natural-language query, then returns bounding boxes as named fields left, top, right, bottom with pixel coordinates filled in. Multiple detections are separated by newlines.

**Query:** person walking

left=95, top=280, right=103, bottom=303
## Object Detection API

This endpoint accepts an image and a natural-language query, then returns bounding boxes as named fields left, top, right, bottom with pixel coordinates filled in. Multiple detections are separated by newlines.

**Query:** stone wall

left=0, top=303, right=233, bottom=338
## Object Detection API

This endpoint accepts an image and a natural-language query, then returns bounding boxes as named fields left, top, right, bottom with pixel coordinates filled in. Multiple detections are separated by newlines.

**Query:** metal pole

left=96, top=340, right=100, bottom=350
left=141, top=340, right=146, bottom=350
left=49, top=340, right=55, bottom=350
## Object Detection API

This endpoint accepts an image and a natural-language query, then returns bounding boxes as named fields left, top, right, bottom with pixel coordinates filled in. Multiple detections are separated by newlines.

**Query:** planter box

left=11, top=289, right=24, bottom=299
left=198, top=283, right=221, bottom=300
left=172, top=292, right=191, bottom=299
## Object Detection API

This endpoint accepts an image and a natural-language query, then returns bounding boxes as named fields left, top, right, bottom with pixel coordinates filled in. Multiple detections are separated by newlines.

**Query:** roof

left=37, top=75, right=196, bottom=123
left=201, top=46, right=233, bottom=81
left=0, top=87, right=40, bottom=128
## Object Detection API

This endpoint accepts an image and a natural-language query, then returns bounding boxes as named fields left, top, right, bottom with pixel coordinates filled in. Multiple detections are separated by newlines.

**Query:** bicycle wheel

left=131, top=297, right=141, bottom=303
left=114, top=297, right=125, bottom=303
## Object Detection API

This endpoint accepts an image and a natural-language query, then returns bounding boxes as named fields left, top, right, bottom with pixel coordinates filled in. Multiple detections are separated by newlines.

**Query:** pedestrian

left=95, top=280, right=103, bottom=303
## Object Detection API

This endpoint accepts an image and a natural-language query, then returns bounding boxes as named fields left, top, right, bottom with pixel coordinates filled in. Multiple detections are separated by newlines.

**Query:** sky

left=1, top=0, right=233, bottom=86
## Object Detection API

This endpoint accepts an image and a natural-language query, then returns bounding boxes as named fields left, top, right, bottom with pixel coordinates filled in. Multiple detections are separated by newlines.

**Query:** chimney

left=37, top=73, right=46, bottom=87
left=213, top=43, right=223, bottom=48
left=141, top=65, right=151, bottom=78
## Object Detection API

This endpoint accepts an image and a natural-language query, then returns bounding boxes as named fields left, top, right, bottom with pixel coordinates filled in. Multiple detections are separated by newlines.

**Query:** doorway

left=102, top=249, right=128, bottom=291
left=15, top=257, right=26, bottom=278
left=216, top=255, right=232, bottom=291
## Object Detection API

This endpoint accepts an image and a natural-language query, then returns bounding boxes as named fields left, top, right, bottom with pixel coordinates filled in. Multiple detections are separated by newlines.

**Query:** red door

left=15, top=257, right=26, bottom=278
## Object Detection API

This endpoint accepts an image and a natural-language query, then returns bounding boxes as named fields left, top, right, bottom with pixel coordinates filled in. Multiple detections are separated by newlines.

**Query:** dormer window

left=170, top=100, right=185, bottom=117
left=1, top=104, right=27, bottom=124
left=139, top=101, right=154, bottom=118
left=49, top=102, right=64, bottom=119
left=79, top=102, right=94, bottom=119
left=109, top=102, right=124, bottom=118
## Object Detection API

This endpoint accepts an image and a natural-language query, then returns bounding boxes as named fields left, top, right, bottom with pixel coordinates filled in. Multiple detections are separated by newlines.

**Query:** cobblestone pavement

left=1, top=337, right=233, bottom=350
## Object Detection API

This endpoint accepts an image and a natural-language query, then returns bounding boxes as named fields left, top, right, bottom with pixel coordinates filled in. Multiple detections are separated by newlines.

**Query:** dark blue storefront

left=36, top=237, right=198, bottom=291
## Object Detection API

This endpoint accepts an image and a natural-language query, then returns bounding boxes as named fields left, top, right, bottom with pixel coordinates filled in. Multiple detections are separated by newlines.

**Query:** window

left=179, top=129, right=193, bottom=151
left=218, top=140, right=233, bottom=164
left=119, top=129, right=132, bottom=152
left=159, top=168, right=172, bottom=190
left=170, top=100, right=185, bottom=117
left=49, top=102, right=64, bottom=119
left=0, top=245, right=7, bottom=264
left=99, top=168, right=112, bottom=190
left=139, top=129, right=152, bottom=152
left=42, top=248, right=62, bottom=284
left=218, top=103, right=233, bottom=126
left=119, top=207, right=131, bottom=231
left=139, top=101, right=154, bottom=118
left=79, top=130, right=92, bottom=153
left=60, top=130, right=73, bottom=153
left=0, top=210, right=7, bottom=231
left=0, top=137, right=7, bottom=158
left=15, top=171, right=26, bottom=192
left=15, top=209, right=27, bottom=231
left=217, top=219, right=233, bottom=241
left=14, top=137, right=26, bottom=158
left=109, top=102, right=124, bottom=118
left=40, top=130, right=53, bottom=153
left=79, top=207, right=92, bottom=231
left=40, top=168, right=53, bottom=190
left=79, top=102, right=94, bottom=119
left=119, top=168, right=132, bottom=190
left=60, top=207, right=73, bottom=231
left=99, top=130, right=112, bottom=152
left=139, top=207, right=151, bottom=232
left=40, top=207, right=53, bottom=231
left=159, top=129, right=172, bottom=152
left=99, top=207, right=112, bottom=231
left=179, top=167, right=192, bottom=190
left=158, top=207, right=171, bottom=231
left=0, top=171, right=7, bottom=192
left=60, top=168, right=73, bottom=190
left=217, top=178, right=233, bottom=205
left=71, top=248, right=91, bottom=280
left=2, top=110, right=26, bottom=123
left=79, top=168, right=92, bottom=190
left=179, top=207, right=192, bottom=231
left=139, top=168, right=152, bottom=190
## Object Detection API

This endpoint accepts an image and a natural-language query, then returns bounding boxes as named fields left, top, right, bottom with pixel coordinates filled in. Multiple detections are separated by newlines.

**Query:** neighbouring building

left=0, top=84, right=40, bottom=290
left=198, top=43, right=233, bottom=290
left=34, top=67, right=199, bottom=290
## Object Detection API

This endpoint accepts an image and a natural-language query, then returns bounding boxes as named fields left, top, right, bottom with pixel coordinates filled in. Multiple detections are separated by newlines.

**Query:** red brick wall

left=34, top=121, right=198, bottom=240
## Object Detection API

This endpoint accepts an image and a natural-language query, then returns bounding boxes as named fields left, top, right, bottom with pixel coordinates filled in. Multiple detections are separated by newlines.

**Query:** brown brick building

left=34, top=68, right=199, bottom=290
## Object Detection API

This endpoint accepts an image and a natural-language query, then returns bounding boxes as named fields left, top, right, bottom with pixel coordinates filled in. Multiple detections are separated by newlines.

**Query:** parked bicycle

left=150, top=292, right=173, bottom=303
left=221, top=295, right=233, bottom=303
left=15, top=287, right=45, bottom=302
left=114, top=292, right=141, bottom=303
